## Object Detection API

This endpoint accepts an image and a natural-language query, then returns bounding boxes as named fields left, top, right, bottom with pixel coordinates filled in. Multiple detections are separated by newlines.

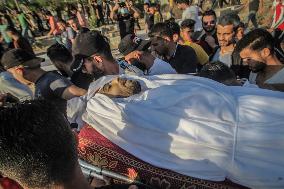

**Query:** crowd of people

left=0, top=0, right=284, bottom=189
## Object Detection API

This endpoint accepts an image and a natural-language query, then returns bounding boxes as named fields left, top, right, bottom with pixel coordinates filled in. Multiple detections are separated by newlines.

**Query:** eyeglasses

left=203, top=20, right=216, bottom=26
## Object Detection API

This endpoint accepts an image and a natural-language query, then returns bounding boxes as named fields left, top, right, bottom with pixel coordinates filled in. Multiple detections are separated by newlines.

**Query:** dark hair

left=235, top=28, right=275, bottom=54
left=47, top=43, right=73, bottom=66
left=218, top=13, right=240, bottom=31
left=181, top=19, right=196, bottom=29
left=175, top=0, right=191, bottom=5
left=149, top=22, right=175, bottom=39
left=202, top=9, right=217, bottom=22
left=0, top=100, right=78, bottom=188
left=199, top=61, right=236, bottom=84
left=165, top=20, right=180, bottom=35
left=45, top=10, right=52, bottom=16
left=6, top=26, right=20, bottom=36
left=92, top=31, right=113, bottom=60
left=143, top=3, right=150, bottom=6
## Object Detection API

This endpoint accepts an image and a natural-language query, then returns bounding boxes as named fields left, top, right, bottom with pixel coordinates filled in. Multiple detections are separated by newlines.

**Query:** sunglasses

left=203, top=20, right=216, bottom=26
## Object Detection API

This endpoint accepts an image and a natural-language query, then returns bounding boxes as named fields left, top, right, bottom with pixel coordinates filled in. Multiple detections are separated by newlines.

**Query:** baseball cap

left=118, top=34, right=151, bottom=56
left=71, top=30, right=109, bottom=72
left=1, top=49, right=44, bottom=70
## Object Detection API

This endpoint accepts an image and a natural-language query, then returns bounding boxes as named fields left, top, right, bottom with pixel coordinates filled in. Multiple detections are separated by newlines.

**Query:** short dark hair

left=199, top=61, right=236, bottom=84
left=218, top=13, right=240, bottom=31
left=165, top=20, right=180, bottom=35
left=149, top=22, right=175, bottom=39
left=235, top=28, right=275, bottom=54
left=47, top=43, right=73, bottom=65
left=0, top=100, right=78, bottom=188
left=202, top=9, right=217, bottom=22
left=181, top=19, right=196, bottom=29
left=175, top=0, right=191, bottom=5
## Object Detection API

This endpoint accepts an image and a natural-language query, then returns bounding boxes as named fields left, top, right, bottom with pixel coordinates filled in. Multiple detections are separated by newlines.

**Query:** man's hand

left=124, top=51, right=143, bottom=63
left=125, top=51, right=155, bottom=70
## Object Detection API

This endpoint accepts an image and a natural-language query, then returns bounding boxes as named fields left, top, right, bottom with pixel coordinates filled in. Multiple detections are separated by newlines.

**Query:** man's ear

left=93, top=55, right=103, bottom=63
left=261, top=48, right=271, bottom=59
left=173, top=34, right=179, bottom=43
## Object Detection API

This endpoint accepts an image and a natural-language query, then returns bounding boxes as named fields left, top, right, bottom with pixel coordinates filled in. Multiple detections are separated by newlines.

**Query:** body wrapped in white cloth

left=68, top=74, right=284, bottom=189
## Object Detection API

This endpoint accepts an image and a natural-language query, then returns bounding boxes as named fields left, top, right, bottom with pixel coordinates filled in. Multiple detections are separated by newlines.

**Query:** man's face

left=149, top=7, right=155, bottom=14
left=181, top=27, right=194, bottom=42
left=144, top=5, right=149, bottom=12
left=150, top=36, right=170, bottom=57
left=240, top=48, right=267, bottom=73
left=98, top=77, right=141, bottom=98
left=177, top=3, right=186, bottom=10
left=236, top=27, right=244, bottom=41
left=67, top=19, right=79, bottom=31
left=217, top=24, right=235, bottom=47
left=202, top=15, right=216, bottom=32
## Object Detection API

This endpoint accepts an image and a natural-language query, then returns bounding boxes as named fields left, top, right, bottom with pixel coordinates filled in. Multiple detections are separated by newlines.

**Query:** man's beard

left=248, top=60, right=267, bottom=73
left=203, top=25, right=216, bottom=33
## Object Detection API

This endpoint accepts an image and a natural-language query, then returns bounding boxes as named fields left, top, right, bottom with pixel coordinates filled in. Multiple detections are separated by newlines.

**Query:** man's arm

left=124, top=51, right=176, bottom=75
left=62, top=85, right=87, bottom=100
left=50, top=76, right=87, bottom=100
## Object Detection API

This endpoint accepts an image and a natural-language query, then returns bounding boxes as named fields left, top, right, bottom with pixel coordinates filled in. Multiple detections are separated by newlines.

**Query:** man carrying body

left=149, top=22, right=199, bottom=74
left=235, top=28, right=284, bottom=92
left=1, top=49, right=86, bottom=114
left=72, top=30, right=176, bottom=79
left=198, top=10, right=219, bottom=56
left=211, top=14, right=240, bottom=67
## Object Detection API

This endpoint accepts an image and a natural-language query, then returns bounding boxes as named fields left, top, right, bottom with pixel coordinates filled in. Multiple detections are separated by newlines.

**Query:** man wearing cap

left=72, top=30, right=176, bottom=79
left=118, top=34, right=176, bottom=75
left=1, top=49, right=87, bottom=114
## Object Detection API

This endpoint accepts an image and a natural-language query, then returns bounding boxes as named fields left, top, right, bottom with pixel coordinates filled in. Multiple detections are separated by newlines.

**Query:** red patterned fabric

left=78, top=125, right=248, bottom=189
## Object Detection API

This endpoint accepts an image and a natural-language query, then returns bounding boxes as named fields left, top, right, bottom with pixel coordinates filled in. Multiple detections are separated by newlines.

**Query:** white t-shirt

left=182, top=6, right=202, bottom=31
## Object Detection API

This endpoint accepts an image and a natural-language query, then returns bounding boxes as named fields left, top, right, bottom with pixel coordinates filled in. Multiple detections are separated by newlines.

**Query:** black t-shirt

left=71, top=71, right=94, bottom=90
left=117, top=14, right=135, bottom=39
left=35, top=72, right=72, bottom=114
left=249, top=0, right=260, bottom=12
left=168, top=44, right=199, bottom=74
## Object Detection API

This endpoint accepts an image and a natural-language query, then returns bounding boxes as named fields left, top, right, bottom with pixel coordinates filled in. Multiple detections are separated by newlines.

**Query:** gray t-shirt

left=211, top=48, right=233, bottom=67
left=35, top=72, right=72, bottom=114
left=0, top=71, right=33, bottom=101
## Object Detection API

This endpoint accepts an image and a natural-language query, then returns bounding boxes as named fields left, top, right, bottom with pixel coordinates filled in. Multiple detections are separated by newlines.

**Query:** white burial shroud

left=81, top=74, right=284, bottom=189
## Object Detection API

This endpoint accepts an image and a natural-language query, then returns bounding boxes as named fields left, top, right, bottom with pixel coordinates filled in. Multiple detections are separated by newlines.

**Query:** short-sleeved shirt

left=211, top=48, right=233, bottom=67
left=18, top=13, right=28, bottom=29
left=61, top=27, right=75, bottom=51
left=0, top=71, right=33, bottom=101
left=35, top=72, right=72, bottom=114
left=168, top=44, right=199, bottom=74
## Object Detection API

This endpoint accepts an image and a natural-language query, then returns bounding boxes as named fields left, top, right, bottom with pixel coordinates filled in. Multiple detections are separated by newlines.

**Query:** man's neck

left=220, top=44, right=235, bottom=55
left=105, top=59, right=119, bottom=75
left=266, top=55, right=283, bottom=66
left=27, top=69, right=46, bottom=83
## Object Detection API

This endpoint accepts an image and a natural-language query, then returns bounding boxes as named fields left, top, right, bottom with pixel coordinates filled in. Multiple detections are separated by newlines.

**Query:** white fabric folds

left=78, top=74, right=284, bottom=189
